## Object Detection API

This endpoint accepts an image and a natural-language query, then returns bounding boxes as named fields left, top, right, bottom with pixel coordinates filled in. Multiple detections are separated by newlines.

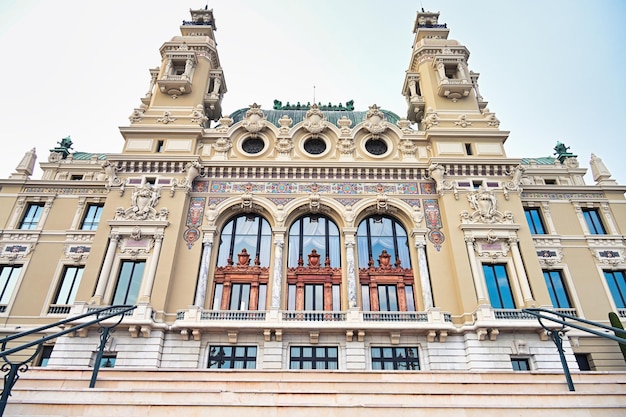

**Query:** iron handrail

left=522, top=307, right=626, bottom=391
left=0, top=305, right=136, bottom=416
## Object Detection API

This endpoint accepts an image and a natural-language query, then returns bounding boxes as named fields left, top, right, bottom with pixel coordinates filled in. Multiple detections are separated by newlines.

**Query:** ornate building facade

left=1, top=7, right=625, bottom=414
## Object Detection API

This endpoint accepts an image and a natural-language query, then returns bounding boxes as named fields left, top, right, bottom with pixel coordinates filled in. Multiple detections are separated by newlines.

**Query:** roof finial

left=313, top=85, right=316, bottom=104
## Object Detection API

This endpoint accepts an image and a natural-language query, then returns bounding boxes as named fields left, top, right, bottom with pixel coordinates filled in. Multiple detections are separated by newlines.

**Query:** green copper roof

left=70, top=152, right=108, bottom=160
left=520, top=157, right=556, bottom=165
left=228, top=107, right=402, bottom=129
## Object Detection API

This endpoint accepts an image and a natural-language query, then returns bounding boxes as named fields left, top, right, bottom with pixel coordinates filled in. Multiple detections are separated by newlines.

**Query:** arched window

left=212, top=214, right=271, bottom=311
left=288, top=215, right=340, bottom=268
left=217, top=214, right=271, bottom=267
left=357, top=215, right=415, bottom=312
left=286, top=215, right=342, bottom=311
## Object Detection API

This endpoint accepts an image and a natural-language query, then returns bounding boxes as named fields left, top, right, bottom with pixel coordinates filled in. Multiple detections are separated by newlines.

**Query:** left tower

left=121, top=7, right=227, bottom=155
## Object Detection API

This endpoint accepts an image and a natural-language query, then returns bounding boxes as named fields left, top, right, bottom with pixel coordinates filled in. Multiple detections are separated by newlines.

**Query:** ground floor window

left=208, top=346, right=257, bottom=369
left=289, top=346, right=338, bottom=369
left=371, top=347, right=420, bottom=370
left=511, top=357, right=530, bottom=371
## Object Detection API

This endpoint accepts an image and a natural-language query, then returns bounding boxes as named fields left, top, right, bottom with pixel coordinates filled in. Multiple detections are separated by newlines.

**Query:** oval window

left=241, top=137, right=265, bottom=154
left=365, top=138, right=388, bottom=156
left=304, top=137, right=327, bottom=155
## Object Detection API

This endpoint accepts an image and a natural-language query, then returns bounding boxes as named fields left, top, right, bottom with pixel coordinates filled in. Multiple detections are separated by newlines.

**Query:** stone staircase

left=4, top=369, right=626, bottom=416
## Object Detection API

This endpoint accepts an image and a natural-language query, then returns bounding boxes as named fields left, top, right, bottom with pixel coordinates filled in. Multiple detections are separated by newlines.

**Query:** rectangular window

left=0, top=265, right=22, bottom=308
left=208, top=346, right=257, bottom=369
left=54, top=266, right=84, bottom=305
left=543, top=270, right=571, bottom=308
left=290, top=346, right=338, bottom=370
left=112, top=260, right=145, bottom=305
left=230, top=283, right=251, bottom=310
left=524, top=207, right=546, bottom=234
left=511, top=358, right=530, bottom=371
left=582, top=208, right=606, bottom=234
left=304, top=284, right=323, bottom=310
left=361, top=284, right=371, bottom=311
left=604, top=270, right=626, bottom=308
left=212, top=283, right=223, bottom=309
left=38, top=345, right=54, bottom=367
left=575, top=353, right=592, bottom=371
left=100, top=354, right=117, bottom=368
left=19, top=203, right=44, bottom=230
left=371, top=347, right=420, bottom=370
left=483, top=264, right=515, bottom=309
left=81, top=204, right=103, bottom=231
left=258, top=284, right=267, bottom=310
left=378, top=285, right=399, bottom=311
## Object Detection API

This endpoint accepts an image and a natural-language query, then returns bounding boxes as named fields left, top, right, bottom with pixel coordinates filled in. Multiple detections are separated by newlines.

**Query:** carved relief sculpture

left=302, top=104, right=327, bottom=134
left=363, top=104, right=388, bottom=137
left=241, top=103, right=266, bottom=136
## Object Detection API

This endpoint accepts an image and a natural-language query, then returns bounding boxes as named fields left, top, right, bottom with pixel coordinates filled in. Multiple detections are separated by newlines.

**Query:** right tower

left=402, top=11, right=507, bottom=160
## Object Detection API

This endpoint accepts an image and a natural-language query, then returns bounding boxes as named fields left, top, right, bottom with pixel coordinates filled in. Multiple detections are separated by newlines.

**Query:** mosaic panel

left=521, top=192, right=605, bottom=200
left=22, top=187, right=106, bottom=195
left=268, top=198, right=295, bottom=206
left=400, top=198, right=421, bottom=208
left=187, top=197, right=205, bottom=227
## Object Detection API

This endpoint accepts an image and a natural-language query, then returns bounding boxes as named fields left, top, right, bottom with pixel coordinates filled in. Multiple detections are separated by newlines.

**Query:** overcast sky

left=0, top=0, right=624, bottom=184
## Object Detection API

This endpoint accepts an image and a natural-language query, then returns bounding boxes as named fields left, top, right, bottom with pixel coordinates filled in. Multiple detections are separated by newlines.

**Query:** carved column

left=139, top=233, right=163, bottom=303
left=344, top=232, right=358, bottom=308
left=271, top=235, right=284, bottom=308
left=249, top=282, right=259, bottom=310
left=92, top=233, right=120, bottom=304
left=465, top=236, right=488, bottom=303
left=194, top=233, right=214, bottom=308
left=415, top=239, right=433, bottom=309
left=509, top=237, right=534, bottom=306
left=324, top=282, right=333, bottom=311
left=221, top=282, right=232, bottom=310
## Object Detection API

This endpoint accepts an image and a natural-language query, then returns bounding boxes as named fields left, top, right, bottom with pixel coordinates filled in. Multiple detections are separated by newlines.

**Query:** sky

left=0, top=0, right=624, bottom=184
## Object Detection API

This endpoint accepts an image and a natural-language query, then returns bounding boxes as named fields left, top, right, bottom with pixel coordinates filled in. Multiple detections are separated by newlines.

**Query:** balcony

left=157, top=74, right=192, bottom=97
left=437, top=78, right=472, bottom=100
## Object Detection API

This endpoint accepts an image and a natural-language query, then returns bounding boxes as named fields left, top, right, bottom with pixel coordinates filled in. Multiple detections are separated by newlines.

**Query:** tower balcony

left=157, top=75, right=192, bottom=97
left=437, top=78, right=472, bottom=100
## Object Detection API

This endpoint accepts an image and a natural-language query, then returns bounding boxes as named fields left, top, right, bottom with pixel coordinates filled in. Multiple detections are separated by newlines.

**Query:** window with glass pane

left=0, top=265, right=22, bottom=306
left=208, top=346, right=257, bottom=369
left=229, top=283, right=251, bottom=310
left=543, top=270, right=571, bottom=308
left=511, top=358, right=530, bottom=371
left=38, top=345, right=54, bottom=367
left=524, top=207, right=546, bottom=234
left=304, top=284, right=324, bottom=310
left=112, top=260, right=145, bottom=305
left=290, top=346, right=338, bottom=370
left=217, top=214, right=272, bottom=267
left=357, top=215, right=411, bottom=268
left=378, top=285, right=399, bottom=311
left=81, top=204, right=103, bottom=230
left=582, top=208, right=606, bottom=234
left=483, top=264, right=515, bottom=309
left=19, top=203, right=44, bottom=230
left=54, top=266, right=84, bottom=305
left=604, top=270, right=626, bottom=308
left=371, top=347, right=420, bottom=370
left=288, top=215, right=340, bottom=267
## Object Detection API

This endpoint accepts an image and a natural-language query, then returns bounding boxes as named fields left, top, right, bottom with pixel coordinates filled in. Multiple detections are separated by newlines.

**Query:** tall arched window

left=287, top=215, right=341, bottom=311
left=288, top=215, right=340, bottom=268
left=357, top=215, right=415, bottom=311
left=212, top=214, right=271, bottom=311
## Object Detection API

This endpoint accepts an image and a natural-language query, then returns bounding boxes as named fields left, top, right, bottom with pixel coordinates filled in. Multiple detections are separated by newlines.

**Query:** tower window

left=465, top=143, right=473, bottom=155
left=156, top=140, right=164, bottom=153
left=582, top=208, right=606, bottom=234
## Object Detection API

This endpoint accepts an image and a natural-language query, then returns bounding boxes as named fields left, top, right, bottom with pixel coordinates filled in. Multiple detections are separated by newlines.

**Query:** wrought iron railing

left=0, top=305, right=136, bottom=416
left=523, top=307, right=626, bottom=392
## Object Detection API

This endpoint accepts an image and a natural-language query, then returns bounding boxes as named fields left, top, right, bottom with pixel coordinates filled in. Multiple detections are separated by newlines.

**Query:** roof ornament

left=302, top=104, right=327, bottom=134
left=363, top=104, right=387, bottom=137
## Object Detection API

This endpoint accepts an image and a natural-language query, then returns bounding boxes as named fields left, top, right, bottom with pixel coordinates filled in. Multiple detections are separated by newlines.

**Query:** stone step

left=4, top=369, right=626, bottom=417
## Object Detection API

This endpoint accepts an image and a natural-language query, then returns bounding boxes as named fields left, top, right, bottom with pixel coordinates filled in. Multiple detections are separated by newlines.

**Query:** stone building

left=0, top=7, right=625, bottom=415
